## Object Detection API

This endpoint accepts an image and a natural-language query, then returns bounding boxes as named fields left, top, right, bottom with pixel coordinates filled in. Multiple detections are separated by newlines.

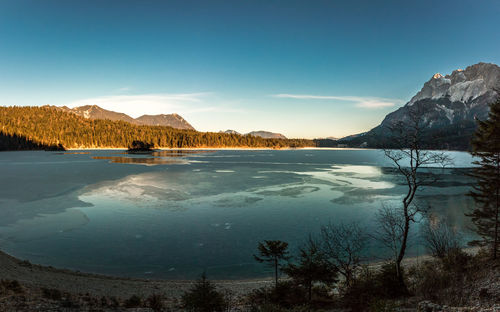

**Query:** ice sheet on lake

left=259, top=165, right=394, bottom=190
left=0, top=209, right=89, bottom=243
left=81, top=174, right=191, bottom=204
left=256, top=185, right=320, bottom=197
left=296, top=166, right=395, bottom=190
left=213, top=196, right=263, bottom=207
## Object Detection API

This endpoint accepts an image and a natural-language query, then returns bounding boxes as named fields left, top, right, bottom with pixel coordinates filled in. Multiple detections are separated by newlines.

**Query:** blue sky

left=1, top=0, right=499, bottom=138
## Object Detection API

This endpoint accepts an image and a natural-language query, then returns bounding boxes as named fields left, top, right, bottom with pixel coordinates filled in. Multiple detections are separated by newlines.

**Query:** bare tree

left=283, top=235, right=338, bottom=303
left=375, top=203, right=406, bottom=263
left=422, top=214, right=462, bottom=259
left=383, top=105, right=453, bottom=284
left=320, top=221, right=367, bottom=287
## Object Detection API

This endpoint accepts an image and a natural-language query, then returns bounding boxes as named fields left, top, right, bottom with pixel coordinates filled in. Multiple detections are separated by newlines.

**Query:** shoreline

left=0, top=146, right=470, bottom=152
left=65, top=147, right=378, bottom=151
left=66, top=147, right=300, bottom=151
left=0, top=250, right=273, bottom=299
left=0, top=248, right=478, bottom=300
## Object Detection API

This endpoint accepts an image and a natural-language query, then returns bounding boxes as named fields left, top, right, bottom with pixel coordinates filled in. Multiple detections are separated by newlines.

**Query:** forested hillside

left=0, top=106, right=313, bottom=150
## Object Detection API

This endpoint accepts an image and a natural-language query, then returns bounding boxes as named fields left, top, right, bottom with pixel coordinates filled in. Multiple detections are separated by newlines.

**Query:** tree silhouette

left=181, top=272, right=226, bottom=312
left=128, top=140, right=154, bottom=152
left=383, top=105, right=452, bottom=286
left=466, top=98, right=500, bottom=259
left=284, top=236, right=338, bottom=303
left=254, top=240, right=290, bottom=288
left=320, top=221, right=367, bottom=288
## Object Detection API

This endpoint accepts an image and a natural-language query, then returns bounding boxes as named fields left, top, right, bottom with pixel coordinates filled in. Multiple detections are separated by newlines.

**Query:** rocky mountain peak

left=339, top=62, right=500, bottom=150
left=222, top=130, right=240, bottom=135
left=247, top=131, right=287, bottom=139
left=408, top=62, right=500, bottom=107
left=135, top=113, right=194, bottom=130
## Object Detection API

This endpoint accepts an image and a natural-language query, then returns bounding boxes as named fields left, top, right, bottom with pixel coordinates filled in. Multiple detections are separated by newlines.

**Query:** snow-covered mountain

left=340, top=62, right=500, bottom=150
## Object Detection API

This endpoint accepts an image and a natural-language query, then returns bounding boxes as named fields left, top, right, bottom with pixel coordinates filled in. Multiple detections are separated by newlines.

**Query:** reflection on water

left=0, top=149, right=477, bottom=279
left=151, top=150, right=216, bottom=157
left=58, top=152, right=91, bottom=155
left=92, top=156, right=189, bottom=165
left=93, top=150, right=216, bottom=165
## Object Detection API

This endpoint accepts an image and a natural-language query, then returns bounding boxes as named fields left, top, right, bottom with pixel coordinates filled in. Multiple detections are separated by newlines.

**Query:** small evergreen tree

left=254, top=240, right=290, bottom=288
left=284, top=236, right=338, bottom=303
left=181, top=272, right=226, bottom=312
left=466, top=98, right=500, bottom=259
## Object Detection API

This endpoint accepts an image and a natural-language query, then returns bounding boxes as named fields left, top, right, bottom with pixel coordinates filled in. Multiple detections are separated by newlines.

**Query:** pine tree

left=254, top=240, right=290, bottom=288
left=466, top=98, right=500, bottom=259
left=181, top=272, right=226, bottom=312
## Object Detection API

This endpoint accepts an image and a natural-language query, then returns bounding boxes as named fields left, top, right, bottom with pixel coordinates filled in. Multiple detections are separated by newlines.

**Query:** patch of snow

left=449, top=79, right=487, bottom=103
left=438, top=104, right=454, bottom=122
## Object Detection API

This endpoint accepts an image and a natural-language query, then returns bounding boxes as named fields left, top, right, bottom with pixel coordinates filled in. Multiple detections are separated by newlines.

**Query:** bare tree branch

left=382, top=105, right=454, bottom=286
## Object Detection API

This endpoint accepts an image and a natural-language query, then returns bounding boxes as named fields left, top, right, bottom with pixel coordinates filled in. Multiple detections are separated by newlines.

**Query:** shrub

left=247, top=281, right=307, bottom=309
left=407, top=248, right=474, bottom=306
left=369, top=299, right=398, bottom=312
left=421, top=217, right=462, bottom=259
left=376, top=262, right=409, bottom=298
left=124, top=294, right=142, bottom=308
left=251, top=304, right=313, bottom=312
left=0, top=280, right=23, bottom=294
left=108, top=296, right=120, bottom=307
left=341, top=263, right=408, bottom=311
left=60, top=294, right=79, bottom=308
left=221, top=289, right=237, bottom=312
left=440, top=247, right=471, bottom=273
left=181, top=273, right=226, bottom=312
left=41, top=288, right=62, bottom=301
left=147, top=293, right=164, bottom=311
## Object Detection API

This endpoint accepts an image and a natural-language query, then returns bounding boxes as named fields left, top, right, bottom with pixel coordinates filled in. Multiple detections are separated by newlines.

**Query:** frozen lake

left=0, top=149, right=476, bottom=279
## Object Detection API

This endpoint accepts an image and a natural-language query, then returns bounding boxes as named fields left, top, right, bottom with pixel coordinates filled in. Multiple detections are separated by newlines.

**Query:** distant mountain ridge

left=135, top=114, right=193, bottom=130
left=221, top=130, right=241, bottom=135
left=220, top=130, right=287, bottom=139
left=50, top=105, right=195, bottom=130
left=247, top=131, right=287, bottom=139
left=0, top=106, right=314, bottom=150
left=339, top=62, right=500, bottom=150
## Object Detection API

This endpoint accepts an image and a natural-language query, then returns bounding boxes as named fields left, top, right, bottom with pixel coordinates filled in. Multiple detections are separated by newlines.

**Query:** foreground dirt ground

left=0, top=250, right=272, bottom=311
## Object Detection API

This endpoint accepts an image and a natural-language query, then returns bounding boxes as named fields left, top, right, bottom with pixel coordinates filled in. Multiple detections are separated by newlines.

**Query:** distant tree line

left=0, top=106, right=314, bottom=150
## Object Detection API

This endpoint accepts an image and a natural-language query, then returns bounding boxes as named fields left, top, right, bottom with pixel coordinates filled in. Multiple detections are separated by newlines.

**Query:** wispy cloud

left=66, top=93, right=220, bottom=117
left=273, top=94, right=402, bottom=108
left=116, top=87, right=131, bottom=92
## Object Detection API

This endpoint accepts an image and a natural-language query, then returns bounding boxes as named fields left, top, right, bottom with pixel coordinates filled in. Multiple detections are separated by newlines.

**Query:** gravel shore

left=0, top=250, right=272, bottom=300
